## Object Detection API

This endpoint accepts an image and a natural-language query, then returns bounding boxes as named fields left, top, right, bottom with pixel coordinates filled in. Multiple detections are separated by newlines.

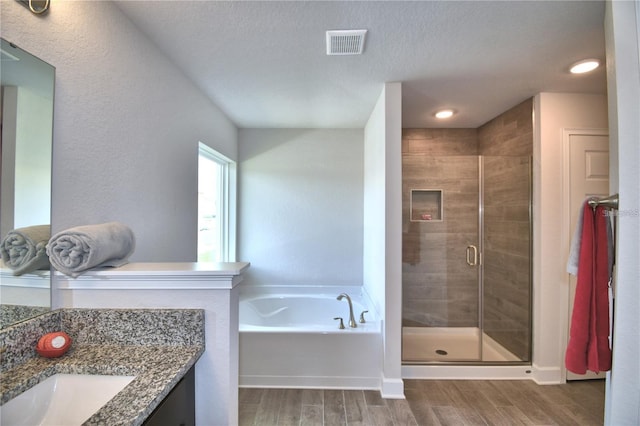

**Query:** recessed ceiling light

left=435, top=109, right=455, bottom=119
left=570, top=59, right=600, bottom=74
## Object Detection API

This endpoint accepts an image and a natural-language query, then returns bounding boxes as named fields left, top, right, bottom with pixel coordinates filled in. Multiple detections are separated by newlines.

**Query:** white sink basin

left=0, top=373, right=136, bottom=426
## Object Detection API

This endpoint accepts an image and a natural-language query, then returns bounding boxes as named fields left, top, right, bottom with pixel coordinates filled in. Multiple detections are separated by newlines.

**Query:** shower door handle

left=466, top=245, right=478, bottom=266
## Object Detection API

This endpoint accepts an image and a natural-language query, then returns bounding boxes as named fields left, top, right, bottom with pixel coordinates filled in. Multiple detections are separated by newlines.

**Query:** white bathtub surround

left=54, top=262, right=249, bottom=426
left=240, top=287, right=378, bottom=332
left=239, top=286, right=383, bottom=390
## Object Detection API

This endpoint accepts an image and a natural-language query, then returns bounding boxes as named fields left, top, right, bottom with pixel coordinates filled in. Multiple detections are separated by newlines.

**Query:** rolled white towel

left=46, top=222, right=135, bottom=278
left=0, top=225, right=51, bottom=275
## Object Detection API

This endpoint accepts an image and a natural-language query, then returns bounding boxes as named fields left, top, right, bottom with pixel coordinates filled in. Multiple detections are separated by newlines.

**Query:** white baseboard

left=380, top=376, right=405, bottom=399
left=531, top=364, right=563, bottom=384
left=239, top=375, right=380, bottom=390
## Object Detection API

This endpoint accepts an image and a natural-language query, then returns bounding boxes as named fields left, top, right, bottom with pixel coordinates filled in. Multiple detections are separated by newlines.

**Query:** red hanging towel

left=565, top=204, right=612, bottom=374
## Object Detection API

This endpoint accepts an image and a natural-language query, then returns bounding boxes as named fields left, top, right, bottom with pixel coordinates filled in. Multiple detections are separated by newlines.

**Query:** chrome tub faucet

left=337, top=293, right=357, bottom=328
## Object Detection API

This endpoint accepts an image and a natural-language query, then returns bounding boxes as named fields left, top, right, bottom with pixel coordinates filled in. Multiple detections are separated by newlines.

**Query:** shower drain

left=435, top=349, right=448, bottom=356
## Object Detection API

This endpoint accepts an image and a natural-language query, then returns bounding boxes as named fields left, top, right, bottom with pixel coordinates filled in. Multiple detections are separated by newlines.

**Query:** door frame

left=561, top=127, right=609, bottom=381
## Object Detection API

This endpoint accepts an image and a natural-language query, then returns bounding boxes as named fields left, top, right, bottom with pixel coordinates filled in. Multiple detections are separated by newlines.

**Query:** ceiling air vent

left=326, top=30, right=367, bottom=55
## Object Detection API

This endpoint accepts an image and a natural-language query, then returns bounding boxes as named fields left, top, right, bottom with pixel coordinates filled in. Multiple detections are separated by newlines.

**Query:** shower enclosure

left=402, top=153, right=532, bottom=364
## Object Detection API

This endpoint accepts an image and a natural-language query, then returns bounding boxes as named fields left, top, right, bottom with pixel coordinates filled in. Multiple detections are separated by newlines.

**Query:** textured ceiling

left=115, top=1, right=607, bottom=129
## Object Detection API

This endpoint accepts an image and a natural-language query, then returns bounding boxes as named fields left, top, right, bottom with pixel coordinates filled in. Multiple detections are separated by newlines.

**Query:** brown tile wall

left=478, top=99, right=533, bottom=156
left=402, top=135, right=480, bottom=327
left=482, top=156, right=532, bottom=360
left=402, top=128, right=478, bottom=156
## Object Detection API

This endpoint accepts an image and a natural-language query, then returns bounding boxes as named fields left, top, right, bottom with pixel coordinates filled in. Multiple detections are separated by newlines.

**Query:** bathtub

left=239, top=286, right=382, bottom=390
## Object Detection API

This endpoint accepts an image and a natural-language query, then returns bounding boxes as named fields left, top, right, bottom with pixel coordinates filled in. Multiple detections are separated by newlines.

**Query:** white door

left=566, top=129, right=609, bottom=381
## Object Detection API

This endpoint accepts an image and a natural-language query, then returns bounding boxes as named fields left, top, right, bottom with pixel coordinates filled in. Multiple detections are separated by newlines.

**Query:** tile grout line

left=322, top=391, right=326, bottom=426
left=341, top=390, right=347, bottom=426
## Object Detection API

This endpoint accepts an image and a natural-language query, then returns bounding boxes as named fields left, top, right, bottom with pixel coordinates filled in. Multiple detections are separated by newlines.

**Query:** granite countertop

left=0, top=308, right=205, bottom=426
left=1, top=344, right=203, bottom=426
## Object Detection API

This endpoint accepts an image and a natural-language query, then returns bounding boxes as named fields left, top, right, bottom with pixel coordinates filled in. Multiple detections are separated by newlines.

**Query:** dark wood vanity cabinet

left=143, top=367, right=195, bottom=426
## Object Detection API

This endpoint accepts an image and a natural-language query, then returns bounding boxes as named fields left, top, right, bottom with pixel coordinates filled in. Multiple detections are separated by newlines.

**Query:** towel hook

left=588, top=194, right=619, bottom=211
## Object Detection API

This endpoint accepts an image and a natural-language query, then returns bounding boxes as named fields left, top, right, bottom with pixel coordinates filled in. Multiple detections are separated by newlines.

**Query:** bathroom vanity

left=0, top=308, right=204, bottom=425
left=54, top=261, right=250, bottom=425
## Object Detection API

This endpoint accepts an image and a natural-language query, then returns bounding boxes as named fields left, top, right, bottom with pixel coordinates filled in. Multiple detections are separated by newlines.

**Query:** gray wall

left=1, top=1, right=238, bottom=262
left=238, top=129, right=364, bottom=287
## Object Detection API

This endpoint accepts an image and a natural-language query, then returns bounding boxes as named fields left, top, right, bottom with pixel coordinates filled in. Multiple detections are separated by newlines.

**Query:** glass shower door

left=402, top=155, right=532, bottom=364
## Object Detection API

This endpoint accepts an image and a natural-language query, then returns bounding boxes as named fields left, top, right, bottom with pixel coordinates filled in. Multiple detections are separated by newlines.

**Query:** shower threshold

left=401, top=327, right=535, bottom=381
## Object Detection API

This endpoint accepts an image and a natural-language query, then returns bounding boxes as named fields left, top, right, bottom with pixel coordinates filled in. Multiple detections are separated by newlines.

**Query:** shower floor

left=402, top=327, right=519, bottom=363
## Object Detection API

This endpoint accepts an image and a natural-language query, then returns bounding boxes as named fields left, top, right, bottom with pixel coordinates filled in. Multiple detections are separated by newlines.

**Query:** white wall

left=238, top=128, right=364, bottom=287
left=604, top=1, right=640, bottom=424
left=363, top=91, right=387, bottom=316
left=364, top=82, right=403, bottom=398
left=533, top=93, right=608, bottom=383
left=0, top=1, right=237, bottom=262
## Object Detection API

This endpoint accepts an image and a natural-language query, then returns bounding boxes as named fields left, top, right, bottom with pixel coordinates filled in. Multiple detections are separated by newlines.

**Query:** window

left=198, top=143, right=236, bottom=262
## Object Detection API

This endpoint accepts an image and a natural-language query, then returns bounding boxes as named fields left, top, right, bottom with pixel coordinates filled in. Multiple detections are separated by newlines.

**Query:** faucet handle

left=333, top=317, right=345, bottom=329
left=359, top=310, right=369, bottom=323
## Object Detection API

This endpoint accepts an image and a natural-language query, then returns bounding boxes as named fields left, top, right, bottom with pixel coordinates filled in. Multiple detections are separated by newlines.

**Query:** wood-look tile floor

left=239, top=379, right=605, bottom=426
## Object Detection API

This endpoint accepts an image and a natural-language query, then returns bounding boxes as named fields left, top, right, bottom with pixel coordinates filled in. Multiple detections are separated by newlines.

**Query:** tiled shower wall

left=482, top=156, right=532, bottom=360
left=402, top=99, right=533, bottom=360
left=402, top=129, right=479, bottom=327
left=478, top=99, right=534, bottom=157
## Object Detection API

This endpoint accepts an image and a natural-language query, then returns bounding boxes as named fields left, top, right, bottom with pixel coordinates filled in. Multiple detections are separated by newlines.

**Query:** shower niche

left=409, top=189, right=443, bottom=222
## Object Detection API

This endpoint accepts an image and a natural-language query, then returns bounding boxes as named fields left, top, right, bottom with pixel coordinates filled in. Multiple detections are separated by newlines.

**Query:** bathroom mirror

left=0, top=38, right=54, bottom=329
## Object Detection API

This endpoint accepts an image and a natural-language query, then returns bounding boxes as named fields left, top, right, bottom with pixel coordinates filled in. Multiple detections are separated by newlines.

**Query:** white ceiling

left=115, top=1, right=607, bottom=129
